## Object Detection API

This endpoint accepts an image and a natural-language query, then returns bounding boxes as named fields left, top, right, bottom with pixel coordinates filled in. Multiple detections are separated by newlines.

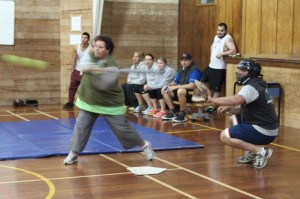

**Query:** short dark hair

left=218, top=23, right=227, bottom=31
left=145, top=53, right=154, bottom=60
left=82, top=32, right=90, bottom=40
left=94, top=35, right=115, bottom=54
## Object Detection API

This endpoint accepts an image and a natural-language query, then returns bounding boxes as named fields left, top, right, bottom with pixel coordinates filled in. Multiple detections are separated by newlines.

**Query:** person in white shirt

left=201, top=23, right=236, bottom=113
left=63, top=32, right=92, bottom=108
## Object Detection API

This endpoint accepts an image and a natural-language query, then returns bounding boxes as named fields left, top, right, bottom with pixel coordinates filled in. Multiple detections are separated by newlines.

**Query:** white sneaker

left=133, top=105, right=142, bottom=113
left=252, top=148, right=273, bottom=169
left=142, top=107, right=152, bottom=115
left=142, top=141, right=155, bottom=160
left=64, top=151, right=78, bottom=165
left=238, top=151, right=256, bottom=163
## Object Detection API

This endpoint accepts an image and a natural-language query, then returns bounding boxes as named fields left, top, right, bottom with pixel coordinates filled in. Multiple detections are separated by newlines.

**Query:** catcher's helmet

left=236, top=59, right=261, bottom=85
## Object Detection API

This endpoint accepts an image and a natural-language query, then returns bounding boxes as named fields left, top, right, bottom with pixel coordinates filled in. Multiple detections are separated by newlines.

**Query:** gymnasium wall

left=60, top=0, right=93, bottom=104
left=0, top=0, right=178, bottom=106
left=59, top=0, right=178, bottom=103
left=179, top=0, right=300, bottom=128
left=100, top=0, right=179, bottom=84
left=0, top=0, right=61, bottom=106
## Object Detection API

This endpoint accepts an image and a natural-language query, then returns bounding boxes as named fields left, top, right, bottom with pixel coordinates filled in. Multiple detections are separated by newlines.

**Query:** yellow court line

left=0, top=165, right=55, bottom=199
left=188, top=121, right=222, bottom=131
left=270, top=143, right=300, bottom=152
left=166, top=128, right=212, bottom=134
left=100, top=154, right=199, bottom=199
left=188, top=121, right=300, bottom=152
left=34, top=110, right=59, bottom=120
left=6, top=111, right=29, bottom=121
left=1, top=168, right=180, bottom=185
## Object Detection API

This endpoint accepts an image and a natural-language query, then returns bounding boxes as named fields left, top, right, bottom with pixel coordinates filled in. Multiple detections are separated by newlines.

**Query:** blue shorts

left=225, top=123, right=276, bottom=145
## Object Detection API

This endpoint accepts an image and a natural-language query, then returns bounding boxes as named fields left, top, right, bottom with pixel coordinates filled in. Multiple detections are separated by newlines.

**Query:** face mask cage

left=235, top=71, right=252, bottom=86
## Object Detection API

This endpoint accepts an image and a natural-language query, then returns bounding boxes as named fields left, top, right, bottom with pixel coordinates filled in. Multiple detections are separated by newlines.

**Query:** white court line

left=101, top=154, right=262, bottom=199
left=0, top=168, right=180, bottom=185
left=100, top=154, right=199, bottom=199
left=6, top=111, right=29, bottom=121
left=155, top=156, right=263, bottom=199
left=34, top=109, right=59, bottom=120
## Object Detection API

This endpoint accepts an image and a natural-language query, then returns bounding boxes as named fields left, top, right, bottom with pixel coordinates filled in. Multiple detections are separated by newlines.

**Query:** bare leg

left=158, top=99, right=166, bottom=112
left=162, top=90, right=175, bottom=110
left=177, top=88, right=187, bottom=112
left=220, top=130, right=262, bottom=153
left=142, top=93, right=153, bottom=107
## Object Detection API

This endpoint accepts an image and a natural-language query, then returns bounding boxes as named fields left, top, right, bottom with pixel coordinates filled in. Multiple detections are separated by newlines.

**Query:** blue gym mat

left=0, top=118, right=204, bottom=160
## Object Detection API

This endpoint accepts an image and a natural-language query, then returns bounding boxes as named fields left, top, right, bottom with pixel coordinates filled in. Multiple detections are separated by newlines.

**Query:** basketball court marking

left=155, top=156, right=263, bottom=199
left=0, top=165, right=55, bottom=199
left=6, top=111, right=29, bottom=121
left=101, top=154, right=199, bottom=199
left=189, top=121, right=300, bottom=153
left=5, top=110, right=300, bottom=153
left=0, top=109, right=297, bottom=198
left=34, top=109, right=59, bottom=120
left=101, top=154, right=263, bottom=199
left=166, top=128, right=212, bottom=134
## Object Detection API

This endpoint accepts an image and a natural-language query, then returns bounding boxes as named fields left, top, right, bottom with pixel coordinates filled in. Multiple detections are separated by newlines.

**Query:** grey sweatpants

left=70, top=109, right=145, bottom=152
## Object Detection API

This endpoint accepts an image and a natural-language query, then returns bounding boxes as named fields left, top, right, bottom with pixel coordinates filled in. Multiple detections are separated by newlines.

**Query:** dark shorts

left=133, top=84, right=147, bottom=94
left=225, top=123, right=276, bottom=145
left=149, top=88, right=163, bottom=100
left=172, top=89, right=193, bottom=103
left=201, top=66, right=225, bottom=92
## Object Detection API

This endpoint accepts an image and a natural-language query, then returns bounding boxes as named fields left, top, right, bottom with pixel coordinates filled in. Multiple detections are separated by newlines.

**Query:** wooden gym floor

left=0, top=105, right=299, bottom=199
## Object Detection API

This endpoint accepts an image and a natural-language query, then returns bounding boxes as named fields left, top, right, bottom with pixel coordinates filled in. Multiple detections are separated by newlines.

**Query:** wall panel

left=261, top=0, right=277, bottom=54
left=0, top=0, right=60, bottom=106
left=293, top=0, right=300, bottom=56
left=277, top=0, right=294, bottom=55
left=101, top=0, right=178, bottom=78
left=243, top=0, right=261, bottom=55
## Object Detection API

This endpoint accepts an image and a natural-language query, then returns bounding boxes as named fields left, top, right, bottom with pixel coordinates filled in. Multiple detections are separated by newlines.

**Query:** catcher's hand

left=191, top=80, right=212, bottom=103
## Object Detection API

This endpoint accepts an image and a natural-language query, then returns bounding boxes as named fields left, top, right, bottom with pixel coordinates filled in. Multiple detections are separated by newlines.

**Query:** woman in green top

left=63, top=35, right=155, bottom=165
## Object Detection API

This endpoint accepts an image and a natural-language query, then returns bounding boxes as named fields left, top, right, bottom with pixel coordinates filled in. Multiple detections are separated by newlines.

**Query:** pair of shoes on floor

left=238, top=148, right=273, bottom=169
left=162, top=111, right=187, bottom=122
left=172, top=112, right=188, bottom=123
left=153, top=111, right=167, bottom=118
left=63, top=102, right=74, bottom=108
left=162, top=111, right=177, bottom=120
left=63, top=141, right=155, bottom=165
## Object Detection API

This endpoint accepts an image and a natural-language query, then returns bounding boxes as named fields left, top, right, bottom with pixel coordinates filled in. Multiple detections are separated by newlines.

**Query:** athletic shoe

left=127, top=106, right=135, bottom=111
left=63, top=102, right=74, bottom=108
left=64, top=151, right=78, bottom=165
left=142, top=141, right=155, bottom=160
left=133, top=105, right=142, bottom=113
left=252, top=148, right=273, bottom=169
left=162, top=111, right=177, bottom=120
left=142, top=107, right=152, bottom=115
left=172, top=112, right=188, bottom=123
left=153, top=110, right=167, bottom=118
left=238, top=151, right=256, bottom=163
left=146, top=109, right=158, bottom=116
